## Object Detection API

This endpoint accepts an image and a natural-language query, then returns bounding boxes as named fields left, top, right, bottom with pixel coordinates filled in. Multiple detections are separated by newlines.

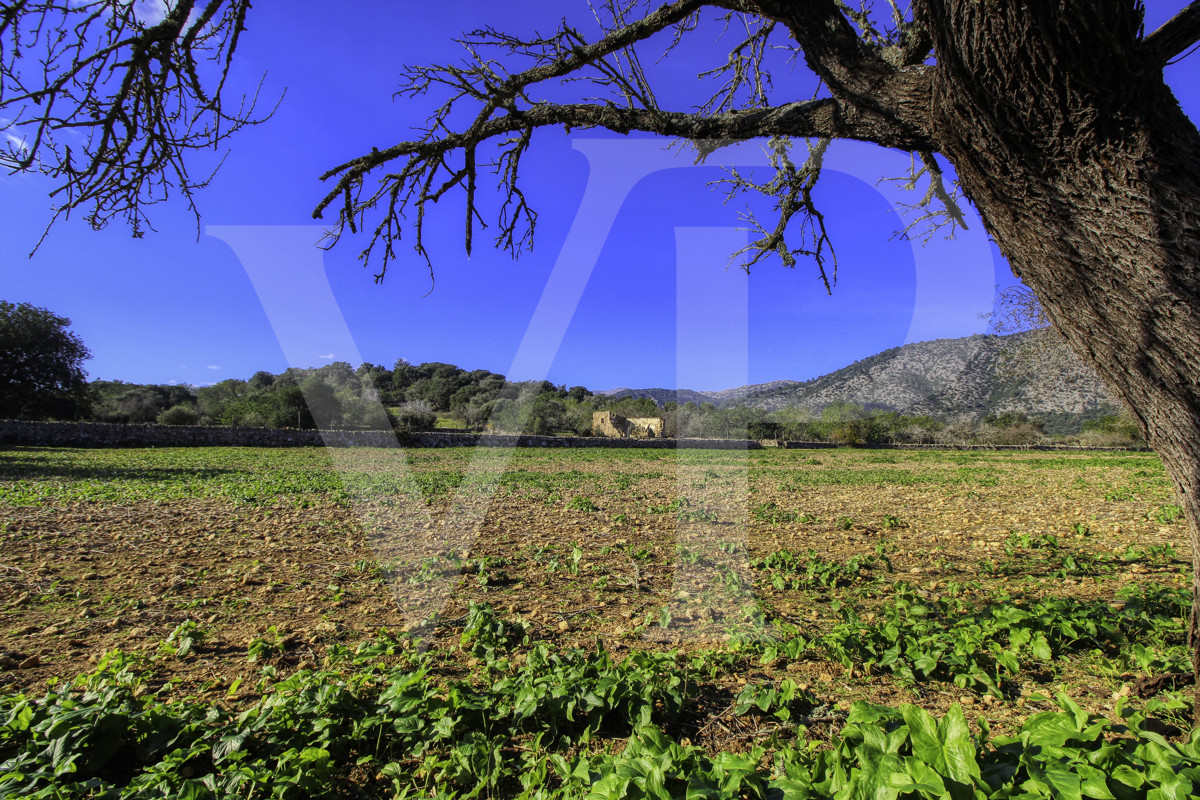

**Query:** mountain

left=598, top=382, right=803, bottom=409
left=603, top=333, right=1119, bottom=420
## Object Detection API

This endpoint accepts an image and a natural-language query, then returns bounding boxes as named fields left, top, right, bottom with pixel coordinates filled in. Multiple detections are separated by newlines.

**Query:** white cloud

left=206, top=365, right=220, bottom=370
left=131, top=0, right=169, bottom=25
left=318, top=353, right=335, bottom=360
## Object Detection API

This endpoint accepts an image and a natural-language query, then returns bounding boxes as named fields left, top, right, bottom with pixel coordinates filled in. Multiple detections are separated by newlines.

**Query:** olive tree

left=7, top=0, right=1200, bottom=707
left=317, top=0, right=1200, bottom=707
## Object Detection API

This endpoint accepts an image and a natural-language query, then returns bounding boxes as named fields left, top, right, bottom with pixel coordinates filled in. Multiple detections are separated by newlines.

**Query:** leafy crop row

left=4, top=613, right=1199, bottom=799
left=822, top=584, right=1189, bottom=697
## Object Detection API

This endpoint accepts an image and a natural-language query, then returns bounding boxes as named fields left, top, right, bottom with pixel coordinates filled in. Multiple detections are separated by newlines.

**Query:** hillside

left=604, top=333, right=1120, bottom=420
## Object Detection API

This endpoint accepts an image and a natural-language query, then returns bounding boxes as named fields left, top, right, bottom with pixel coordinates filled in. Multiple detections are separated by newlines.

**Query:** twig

left=696, top=701, right=738, bottom=736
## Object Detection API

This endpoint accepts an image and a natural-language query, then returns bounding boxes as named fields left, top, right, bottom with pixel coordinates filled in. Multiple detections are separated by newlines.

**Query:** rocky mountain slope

left=604, top=333, right=1119, bottom=420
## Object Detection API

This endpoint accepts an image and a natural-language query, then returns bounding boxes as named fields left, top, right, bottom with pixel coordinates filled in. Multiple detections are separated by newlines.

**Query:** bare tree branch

left=883, top=149, right=969, bottom=245
left=747, top=0, right=933, bottom=141
left=983, top=285, right=1117, bottom=407
left=750, top=0, right=883, bottom=94
left=1144, top=0, right=1200, bottom=64
left=714, top=136, right=839, bottom=291
left=313, top=0, right=933, bottom=281
left=695, top=12, right=777, bottom=114
left=842, top=0, right=934, bottom=67
left=0, top=0, right=275, bottom=245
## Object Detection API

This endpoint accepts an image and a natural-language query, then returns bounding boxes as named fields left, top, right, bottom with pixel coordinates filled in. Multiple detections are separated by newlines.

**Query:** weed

left=460, top=601, right=530, bottom=659
left=158, top=620, right=206, bottom=658
left=751, top=501, right=815, bottom=524
left=462, top=556, right=511, bottom=586
left=1003, top=531, right=1060, bottom=555
left=752, top=549, right=878, bottom=589
left=567, top=496, right=599, bottom=513
left=677, top=503, right=719, bottom=523
left=1151, top=504, right=1185, bottom=524
left=246, top=625, right=289, bottom=662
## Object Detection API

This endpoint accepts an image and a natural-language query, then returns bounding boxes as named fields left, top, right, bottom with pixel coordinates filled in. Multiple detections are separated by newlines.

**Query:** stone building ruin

left=592, top=411, right=664, bottom=439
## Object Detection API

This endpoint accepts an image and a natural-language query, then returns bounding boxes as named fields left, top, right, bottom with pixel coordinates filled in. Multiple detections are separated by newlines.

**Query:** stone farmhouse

left=592, top=411, right=664, bottom=439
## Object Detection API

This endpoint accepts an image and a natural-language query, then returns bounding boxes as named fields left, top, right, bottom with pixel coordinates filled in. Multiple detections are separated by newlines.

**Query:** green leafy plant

left=246, top=625, right=290, bottom=662
left=1151, top=503, right=1184, bottom=524
left=752, top=549, right=878, bottom=590
left=751, top=501, right=816, bottom=524
left=822, top=583, right=1187, bottom=697
left=460, top=601, right=530, bottom=659
left=566, top=495, right=599, bottom=513
left=158, top=620, right=207, bottom=658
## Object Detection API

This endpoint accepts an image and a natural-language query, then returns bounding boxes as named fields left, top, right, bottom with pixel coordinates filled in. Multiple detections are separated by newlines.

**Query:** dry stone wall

left=0, top=420, right=757, bottom=450
left=0, top=421, right=1147, bottom=452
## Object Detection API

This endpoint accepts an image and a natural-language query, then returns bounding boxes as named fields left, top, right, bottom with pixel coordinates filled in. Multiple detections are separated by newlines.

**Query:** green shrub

left=156, top=404, right=199, bottom=426
left=387, top=402, right=437, bottom=433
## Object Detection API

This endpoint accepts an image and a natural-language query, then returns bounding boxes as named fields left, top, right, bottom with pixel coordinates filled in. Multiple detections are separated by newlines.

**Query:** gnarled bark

left=926, top=0, right=1200, bottom=716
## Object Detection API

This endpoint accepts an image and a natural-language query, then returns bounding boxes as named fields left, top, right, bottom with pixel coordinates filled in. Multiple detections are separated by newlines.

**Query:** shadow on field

left=0, top=451, right=239, bottom=483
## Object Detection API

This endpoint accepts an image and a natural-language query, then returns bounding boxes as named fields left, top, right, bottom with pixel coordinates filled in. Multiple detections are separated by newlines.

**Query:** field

left=1, top=444, right=1197, bottom=798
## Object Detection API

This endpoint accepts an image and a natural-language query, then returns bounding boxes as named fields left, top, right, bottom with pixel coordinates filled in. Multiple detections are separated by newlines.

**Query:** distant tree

left=1080, top=413, right=1145, bottom=446
left=984, top=410, right=1039, bottom=430
left=363, top=367, right=397, bottom=404
left=196, top=379, right=251, bottom=423
left=820, top=400, right=867, bottom=424
left=316, top=361, right=357, bottom=389
left=529, top=394, right=568, bottom=435
left=271, top=385, right=313, bottom=429
left=0, top=301, right=91, bottom=419
left=299, top=376, right=343, bottom=429
left=392, top=359, right=418, bottom=392
left=248, top=371, right=275, bottom=391
left=981, top=420, right=1044, bottom=446
left=748, top=419, right=782, bottom=440
left=92, top=384, right=177, bottom=423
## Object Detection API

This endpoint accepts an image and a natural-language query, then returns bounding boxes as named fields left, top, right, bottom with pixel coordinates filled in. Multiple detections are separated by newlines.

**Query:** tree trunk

left=927, top=1, right=1200, bottom=719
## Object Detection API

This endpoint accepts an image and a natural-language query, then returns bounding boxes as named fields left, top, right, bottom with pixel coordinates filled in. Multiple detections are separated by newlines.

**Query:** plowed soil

left=0, top=445, right=1191, bottom=742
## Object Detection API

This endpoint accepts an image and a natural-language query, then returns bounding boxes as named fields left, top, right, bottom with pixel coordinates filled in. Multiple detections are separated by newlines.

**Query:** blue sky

left=2, top=2, right=1197, bottom=392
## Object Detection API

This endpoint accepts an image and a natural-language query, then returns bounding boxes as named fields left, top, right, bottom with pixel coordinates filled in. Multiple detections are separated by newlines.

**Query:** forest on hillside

left=76, top=358, right=1142, bottom=447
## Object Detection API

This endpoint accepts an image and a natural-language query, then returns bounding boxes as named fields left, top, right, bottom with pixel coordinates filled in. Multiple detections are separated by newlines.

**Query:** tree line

left=0, top=300, right=1141, bottom=445
left=77, top=361, right=1141, bottom=447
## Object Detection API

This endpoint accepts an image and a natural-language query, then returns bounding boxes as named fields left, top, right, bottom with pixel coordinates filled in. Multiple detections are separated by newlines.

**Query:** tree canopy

left=0, top=300, right=91, bottom=419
